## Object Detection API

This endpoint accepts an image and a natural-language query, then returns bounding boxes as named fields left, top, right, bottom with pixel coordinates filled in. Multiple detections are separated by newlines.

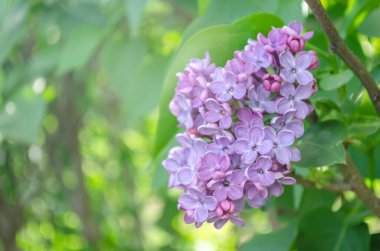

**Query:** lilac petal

left=233, top=84, right=246, bottom=99
left=258, top=140, right=273, bottom=154
left=177, top=168, right=193, bottom=185
left=194, top=206, right=208, bottom=222
left=233, top=139, right=250, bottom=154
left=213, top=188, right=227, bottom=202
left=280, top=83, right=296, bottom=97
left=225, top=71, right=237, bottom=85
left=296, top=51, right=312, bottom=69
left=294, top=101, right=309, bottom=119
left=257, top=33, right=267, bottom=44
left=214, top=219, right=228, bottom=229
left=280, top=176, right=296, bottom=185
left=280, top=69, right=296, bottom=83
left=256, top=156, right=272, bottom=170
left=269, top=182, right=284, bottom=196
left=184, top=213, right=194, bottom=224
left=198, top=123, right=219, bottom=135
left=249, top=126, right=264, bottom=144
left=289, top=147, right=301, bottom=162
left=303, top=31, right=314, bottom=40
left=286, top=120, right=304, bottom=138
left=247, top=87, right=258, bottom=101
left=279, top=50, right=295, bottom=68
left=204, top=111, right=220, bottom=123
left=209, top=81, right=225, bottom=95
left=295, top=85, right=313, bottom=100
left=205, top=99, right=221, bottom=111
left=276, top=99, right=292, bottom=114
left=263, top=101, right=276, bottom=113
left=178, top=194, right=198, bottom=210
left=257, top=86, right=270, bottom=100
left=247, top=196, right=267, bottom=208
left=230, top=216, right=245, bottom=227
left=203, top=196, right=217, bottom=211
left=234, top=125, right=249, bottom=139
left=288, top=21, right=302, bottom=34
left=278, top=130, right=294, bottom=146
left=296, top=69, right=313, bottom=85
left=219, top=115, right=232, bottom=129
left=242, top=150, right=258, bottom=164
left=228, top=185, right=243, bottom=200
left=163, top=159, right=179, bottom=173
left=264, top=127, right=277, bottom=141
left=275, top=147, right=291, bottom=164
left=237, top=108, right=253, bottom=123
left=230, top=171, right=244, bottom=184
left=198, top=167, right=213, bottom=181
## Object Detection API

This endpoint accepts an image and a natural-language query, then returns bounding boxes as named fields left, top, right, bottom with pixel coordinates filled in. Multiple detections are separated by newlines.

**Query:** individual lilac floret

left=245, top=182, right=268, bottom=208
left=225, top=58, right=254, bottom=87
left=207, top=136, right=234, bottom=156
left=208, top=171, right=244, bottom=201
left=242, top=44, right=272, bottom=72
left=282, top=21, right=313, bottom=53
left=271, top=110, right=304, bottom=138
left=210, top=71, right=246, bottom=101
left=198, top=152, right=230, bottom=181
left=262, top=73, right=282, bottom=93
left=208, top=200, right=245, bottom=229
left=276, top=83, right=313, bottom=119
left=257, top=28, right=287, bottom=53
left=233, top=126, right=273, bottom=164
left=176, top=133, right=207, bottom=157
left=162, top=147, right=197, bottom=187
left=204, top=98, right=232, bottom=129
left=169, top=94, right=193, bottom=129
left=280, top=50, right=313, bottom=86
left=248, top=86, right=276, bottom=113
left=247, top=156, right=276, bottom=186
left=265, top=127, right=296, bottom=164
left=179, top=188, right=217, bottom=224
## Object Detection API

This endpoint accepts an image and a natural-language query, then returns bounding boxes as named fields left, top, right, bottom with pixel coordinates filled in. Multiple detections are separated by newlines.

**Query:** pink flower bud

left=308, top=51, right=319, bottom=70
left=287, top=36, right=305, bottom=53
left=262, top=73, right=281, bottom=93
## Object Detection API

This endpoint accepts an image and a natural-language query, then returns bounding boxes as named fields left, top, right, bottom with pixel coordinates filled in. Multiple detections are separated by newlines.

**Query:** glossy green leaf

left=295, top=120, right=348, bottom=167
left=348, top=116, right=380, bottom=137
left=240, top=223, right=298, bottom=251
left=153, top=13, right=283, bottom=157
left=297, top=208, right=370, bottom=251
left=319, top=70, right=354, bottom=91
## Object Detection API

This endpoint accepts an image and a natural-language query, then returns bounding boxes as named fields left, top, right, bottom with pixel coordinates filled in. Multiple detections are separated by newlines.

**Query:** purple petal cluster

left=164, top=21, right=319, bottom=229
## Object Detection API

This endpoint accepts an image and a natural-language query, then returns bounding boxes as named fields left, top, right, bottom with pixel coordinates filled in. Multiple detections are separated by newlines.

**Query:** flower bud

left=287, top=36, right=305, bottom=53
left=262, top=73, right=281, bottom=93
left=308, top=51, right=319, bottom=70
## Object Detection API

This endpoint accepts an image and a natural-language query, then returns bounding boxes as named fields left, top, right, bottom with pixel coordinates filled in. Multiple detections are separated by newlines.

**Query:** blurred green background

left=0, top=0, right=380, bottom=250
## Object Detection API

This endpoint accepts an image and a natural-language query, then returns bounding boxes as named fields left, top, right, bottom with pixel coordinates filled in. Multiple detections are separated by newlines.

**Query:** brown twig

left=339, top=154, right=380, bottom=218
left=304, top=0, right=380, bottom=116
left=290, top=172, right=351, bottom=193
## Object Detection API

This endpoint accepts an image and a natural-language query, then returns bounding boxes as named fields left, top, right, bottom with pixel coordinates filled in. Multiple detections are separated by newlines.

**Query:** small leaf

left=240, top=223, right=298, bottom=251
left=319, top=70, right=354, bottom=91
left=348, top=116, right=380, bottom=137
left=358, top=8, right=380, bottom=37
left=295, top=120, right=348, bottom=168
left=153, top=13, right=283, bottom=157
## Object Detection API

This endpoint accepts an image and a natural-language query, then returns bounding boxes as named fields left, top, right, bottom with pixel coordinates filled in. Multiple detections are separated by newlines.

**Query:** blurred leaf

left=57, top=25, right=105, bottom=75
left=299, top=189, right=336, bottom=215
left=240, top=223, right=298, bottom=251
left=319, top=70, right=354, bottom=91
left=197, top=0, right=211, bottom=16
left=358, top=8, right=380, bottom=37
left=154, top=13, right=283, bottom=157
left=297, top=208, right=370, bottom=251
left=27, top=46, right=60, bottom=78
left=348, top=116, right=380, bottom=137
left=370, top=234, right=380, bottom=251
left=295, top=120, right=347, bottom=168
left=125, top=0, right=147, bottom=36
left=0, top=2, right=27, bottom=65
left=0, top=91, right=46, bottom=144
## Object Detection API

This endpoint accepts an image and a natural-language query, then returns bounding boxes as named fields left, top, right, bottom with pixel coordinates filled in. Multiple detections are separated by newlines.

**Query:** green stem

left=368, top=148, right=375, bottom=191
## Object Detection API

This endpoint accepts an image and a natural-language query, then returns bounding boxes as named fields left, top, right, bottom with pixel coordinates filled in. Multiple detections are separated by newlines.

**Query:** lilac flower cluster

left=163, top=21, right=319, bottom=229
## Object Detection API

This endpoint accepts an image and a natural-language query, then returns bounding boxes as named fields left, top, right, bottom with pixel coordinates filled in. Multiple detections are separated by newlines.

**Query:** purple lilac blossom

left=163, top=20, right=319, bottom=229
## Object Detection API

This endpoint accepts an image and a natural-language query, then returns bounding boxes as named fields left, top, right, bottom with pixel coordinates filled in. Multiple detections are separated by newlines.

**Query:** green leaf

left=125, top=0, right=147, bottom=36
left=57, top=25, right=105, bottom=75
left=358, top=8, right=380, bottom=37
left=0, top=90, right=46, bottom=144
left=197, top=0, right=211, bottom=16
left=295, top=120, right=348, bottom=168
left=348, top=116, right=380, bottom=137
left=297, top=208, right=370, bottom=251
left=153, top=13, right=283, bottom=157
left=240, top=223, right=298, bottom=251
left=319, top=70, right=354, bottom=91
